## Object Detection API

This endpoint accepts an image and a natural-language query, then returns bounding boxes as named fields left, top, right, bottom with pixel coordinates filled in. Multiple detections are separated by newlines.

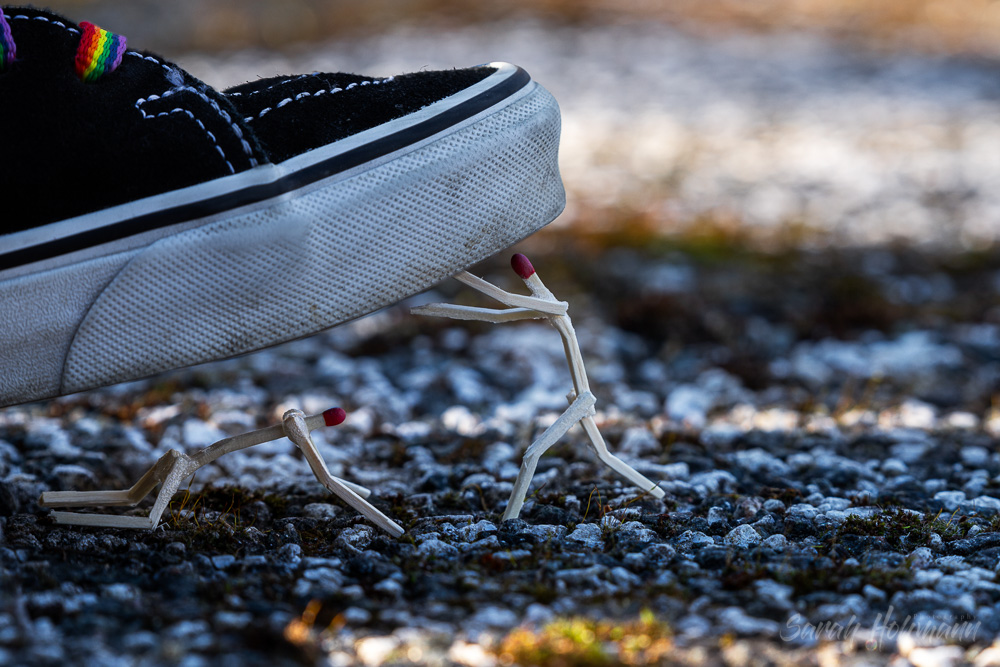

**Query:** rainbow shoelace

left=0, top=13, right=15, bottom=71
left=0, top=15, right=126, bottom=81
left=74, top=21, right=127, bottom=82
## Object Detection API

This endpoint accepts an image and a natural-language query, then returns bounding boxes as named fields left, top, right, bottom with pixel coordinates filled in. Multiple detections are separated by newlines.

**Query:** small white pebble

left=763, top=534, right=788, bottom=550
left=725, top=525, right=761, bottom=548
left=933, top=491, right=966, bottom=511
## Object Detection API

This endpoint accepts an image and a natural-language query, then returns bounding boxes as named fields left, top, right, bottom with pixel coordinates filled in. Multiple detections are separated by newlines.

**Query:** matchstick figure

left=39, top=408, right=404, bottom=537
left=413, top=254, right=666, bottom=520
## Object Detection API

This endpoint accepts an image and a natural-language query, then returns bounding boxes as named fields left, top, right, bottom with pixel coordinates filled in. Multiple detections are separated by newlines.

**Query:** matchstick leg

left=143, top=460, right=199, bottom=529
left=282, top=410, right=404, bottom=537
left=502, top=393, right=597, bottom=521
left=502, top=452, right=543, bottom=521
left=49, top=512, right=155, bottom=529
left=580, top=417, right=666, bottom=499
left=336, top=479, right=373, bottom=499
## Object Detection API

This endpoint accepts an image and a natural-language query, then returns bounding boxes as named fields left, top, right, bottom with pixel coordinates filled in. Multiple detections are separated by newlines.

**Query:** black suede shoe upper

left=225, top=69, right=494, bottom=163
left=1, top=7, right=265, bottom=232
left=0, top=6, right=494, bottom=232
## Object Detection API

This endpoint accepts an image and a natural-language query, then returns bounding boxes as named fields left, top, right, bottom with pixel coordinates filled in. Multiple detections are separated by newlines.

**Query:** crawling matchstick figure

left=39, top=407, right=404, bottom=536
left=412, top=254, right=665, bottom=520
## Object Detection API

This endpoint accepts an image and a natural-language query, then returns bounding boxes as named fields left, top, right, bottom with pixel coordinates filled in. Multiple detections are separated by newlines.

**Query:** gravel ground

left=3, top=243, right=1000, bottom=666
left=4, top=17, right=1000, bottom=667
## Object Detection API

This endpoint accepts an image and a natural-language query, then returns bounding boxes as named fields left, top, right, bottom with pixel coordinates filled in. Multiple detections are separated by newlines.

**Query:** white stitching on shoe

left=245, top=76, right=394, bottom=122
left=124, top=51, right=173, bottom=75
left=138, top=86, right=259, bottom=169
left=4, top=14, right=260, bottom=171
left=150, top=87, right=258, bottom=167
left=128, top=59, right=259, bottom=170
left=4, top=14, right=80, bottom=34
left=226, top=72, right=321, bottom=97
left=135, top=101, right=235, bottom=174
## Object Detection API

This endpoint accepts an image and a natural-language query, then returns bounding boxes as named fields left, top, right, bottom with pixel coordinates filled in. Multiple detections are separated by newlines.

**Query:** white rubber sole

left=0, top=63, right=564, bottom=406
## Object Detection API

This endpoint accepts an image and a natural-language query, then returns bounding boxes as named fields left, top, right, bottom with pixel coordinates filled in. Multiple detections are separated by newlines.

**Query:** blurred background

left=9, top=9, right=1000, bottom=662
left=36, top=0, right=1000, bottom=251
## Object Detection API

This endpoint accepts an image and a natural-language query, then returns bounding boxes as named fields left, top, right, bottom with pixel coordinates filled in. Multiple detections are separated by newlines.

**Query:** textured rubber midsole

left=0, top=83, right=564, bottom=406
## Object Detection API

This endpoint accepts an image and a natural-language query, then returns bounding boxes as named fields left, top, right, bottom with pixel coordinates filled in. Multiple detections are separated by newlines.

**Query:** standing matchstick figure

left=39, top=407, right=404, bottom=536
left=412, top=254, right=665, bottom=520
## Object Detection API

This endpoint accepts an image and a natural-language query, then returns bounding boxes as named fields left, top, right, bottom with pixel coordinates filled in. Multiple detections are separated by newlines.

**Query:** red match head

left=511, top=253, right=535, bottom=279
left=323, top=407, right=347, bottom=427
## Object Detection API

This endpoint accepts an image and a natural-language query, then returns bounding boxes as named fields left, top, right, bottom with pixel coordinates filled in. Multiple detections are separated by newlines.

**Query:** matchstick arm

left=453, top=271, right=568, bottom=315
left=40, top=448, right=189, bottom=509
left=411, top=303, right=546, bottom=323
left=41, top=489, right=147, bottom=508
left=40, top=449, right=198, bottom=529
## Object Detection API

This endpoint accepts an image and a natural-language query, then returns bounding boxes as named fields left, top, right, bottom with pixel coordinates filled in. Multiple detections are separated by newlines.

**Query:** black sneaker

left=0, top=7, right=564, bottom=407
